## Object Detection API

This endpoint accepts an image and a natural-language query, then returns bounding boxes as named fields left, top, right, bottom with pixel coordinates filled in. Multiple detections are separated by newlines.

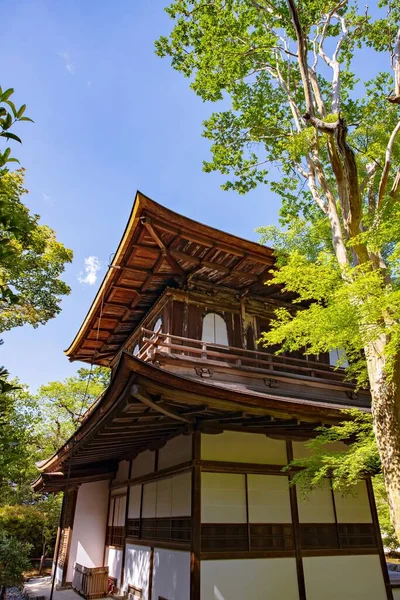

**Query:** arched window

left=153, top=317, right=162, bottom=332
left=133, top=344, right=140, bottom=356
left=202, top=312, right=229, bottom=346
left=329, top=348, right=349, bottom=368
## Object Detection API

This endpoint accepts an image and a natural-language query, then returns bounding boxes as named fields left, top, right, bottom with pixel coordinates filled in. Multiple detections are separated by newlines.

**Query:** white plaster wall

left=200, top=558, right=299, bottom=600
left=132, top=450, right=155, bottom=477
left=201, top=473, right=246, bottom=523
left=156, top=477, right=172, bottom=518
left=171, top=472, right=191, bottom=516
left=66, top=480, right=109, bottom=582
left=333, top=480, right=372, bottom=523
left=158, top=434, right=192, bottom=470
left=303, top=555, right=387, bottom=600
left=140, top=474, right=192, bottom=519
left=114, top=495, right=127, bottom=526
left=152, top=549, right=190, bottom=600
left=142, top=481, right=157, bottom=518
left=201, top=431, right=287, bottom=464
left=247, top=474, right=291, bottom=523
left=128, top=484, right=142, bottom=518
left=292, top=440, right=347, bottom=459
left=297, top=479, right=335, bottom=523
left=105, top=546, right=123, bottom=588
left=123, top=544, right=151, bottom=598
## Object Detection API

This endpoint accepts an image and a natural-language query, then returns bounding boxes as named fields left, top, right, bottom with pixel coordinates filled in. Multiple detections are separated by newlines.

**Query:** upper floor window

left=329, top=348, right=349, bottom=368
left=202, top=312, right=229, bottom=346
left=153, top=317, right=162, bottom=332
left=133, top=344, right=140, bottom=356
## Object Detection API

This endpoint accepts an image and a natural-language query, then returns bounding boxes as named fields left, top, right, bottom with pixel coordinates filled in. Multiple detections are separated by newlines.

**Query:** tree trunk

left=367, top=337, right=400, bottom=542
left=1, top=585, right=6, bottom=600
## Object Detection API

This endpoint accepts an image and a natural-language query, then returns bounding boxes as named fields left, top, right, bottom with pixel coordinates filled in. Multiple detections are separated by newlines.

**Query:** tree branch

left=388, top=27, right=400, bottom=104
left=377, top=119, right=400, bottom=208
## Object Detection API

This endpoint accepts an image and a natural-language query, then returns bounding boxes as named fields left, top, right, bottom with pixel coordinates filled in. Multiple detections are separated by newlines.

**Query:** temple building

left=34, top=192, right=393, bottom=600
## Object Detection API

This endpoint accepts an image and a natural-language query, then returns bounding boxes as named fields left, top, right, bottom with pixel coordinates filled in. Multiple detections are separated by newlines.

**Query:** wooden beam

left=141, top=217, right=186, bottom=277
left=131, top=384, right=195, bottom=423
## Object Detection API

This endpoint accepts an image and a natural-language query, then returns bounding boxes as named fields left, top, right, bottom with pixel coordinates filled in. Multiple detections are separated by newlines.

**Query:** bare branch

left=388, top=27, right=400, bottom=104
left=390, top=169, right=400, bottom=202
left=377, top=119, right=400, bottom=208
left=360, top=162, right=378, bottom=197
left=286, top=0, right=314, bottom=117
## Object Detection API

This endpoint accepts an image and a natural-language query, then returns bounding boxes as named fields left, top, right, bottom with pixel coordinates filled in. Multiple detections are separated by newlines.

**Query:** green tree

left=35, top=366, right=110, bottom=455
left=0, top=377, right=38, bottom=505
left=0, top=169, right=73, bottom=332
left=0, top=533, right=31, bottom=600
left=287, top=411, right=398, bottom=550
left=0, top=367, right=109, bottom=505
left=157, top=0, right=400, bottom=540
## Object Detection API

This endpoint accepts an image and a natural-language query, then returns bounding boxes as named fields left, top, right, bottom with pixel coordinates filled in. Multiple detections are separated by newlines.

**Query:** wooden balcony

left=138, top=328, right=354, bottom=392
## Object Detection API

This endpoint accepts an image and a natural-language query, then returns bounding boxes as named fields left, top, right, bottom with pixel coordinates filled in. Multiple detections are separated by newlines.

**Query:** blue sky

left=1, top=1, right=385, bottom=391
left=1, top=0, right=284, bottom=390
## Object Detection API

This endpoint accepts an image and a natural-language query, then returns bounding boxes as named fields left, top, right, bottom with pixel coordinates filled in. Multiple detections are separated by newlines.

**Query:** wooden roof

left=65, top=192, right=277, bottom=366
left=33, top=352, right=370, bottom=492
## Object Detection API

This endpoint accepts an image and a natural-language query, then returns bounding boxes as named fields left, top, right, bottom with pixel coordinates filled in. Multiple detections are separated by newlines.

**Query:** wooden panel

left=233, top=312, right=243, bottom=348
left=171, top=301, right=185, bottom=337
left=187, top=303, right=202, bottom=341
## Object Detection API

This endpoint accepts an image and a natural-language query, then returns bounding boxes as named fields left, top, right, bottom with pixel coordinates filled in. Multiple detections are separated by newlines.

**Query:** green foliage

left=35, top=366, right=110, bottom=455
left=0, top=505, right=46, bottom=557
left=0, top=533, right=31, bottom=593
left=0, top=376, right=39, bottom=506
left=157, top=0, right=400, bottom=381
left=286, top=409, right=398, bottom=550
left=0, top=497, right=62, bottom=558
left=287, top=410, right=380, bottom=492
left=0, top=366, right=110, bottom=506
left=0, top=169, right=73, bottom=332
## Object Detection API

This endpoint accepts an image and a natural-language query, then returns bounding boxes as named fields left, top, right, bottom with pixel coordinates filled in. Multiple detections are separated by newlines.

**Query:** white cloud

left=78, top=256, right=101, bottom=286
left=59, top=51, right=75, bottom=74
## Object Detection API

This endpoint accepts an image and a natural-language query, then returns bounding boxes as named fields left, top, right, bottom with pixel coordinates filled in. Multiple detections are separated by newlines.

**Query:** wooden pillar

left=103, top=482, right=113, bottom=567
left=190, top=431, right=201, bottom=600
left=286, top=441, right=306, bottom=600
left=366, top=478, right=394, bottom=600
left=61, top=488, right=78, bottom=586
left=120, top=460, right=133, bottom=592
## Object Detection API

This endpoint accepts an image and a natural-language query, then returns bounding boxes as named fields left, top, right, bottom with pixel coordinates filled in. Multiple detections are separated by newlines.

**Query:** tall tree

left=157, top=1, right=400, bottom=539
left=0, top=88, right=72, bottom=331
left=34, top=366, right=110, bottom=456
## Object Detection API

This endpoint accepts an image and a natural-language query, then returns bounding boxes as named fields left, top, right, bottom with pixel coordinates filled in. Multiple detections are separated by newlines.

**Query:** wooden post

left=190, top=431, right=201, bottom=600
left=120, top=460, right=133, bottom=592
left=286, top=441, right=307, bottom=600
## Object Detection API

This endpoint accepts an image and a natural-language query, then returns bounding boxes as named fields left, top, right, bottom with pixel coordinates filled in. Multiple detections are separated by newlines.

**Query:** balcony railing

left=138, top=328, right=349, bottom=387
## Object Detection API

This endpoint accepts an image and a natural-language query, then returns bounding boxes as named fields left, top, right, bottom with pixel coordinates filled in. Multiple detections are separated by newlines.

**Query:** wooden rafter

left=131, top=384, right=195, bottom=423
